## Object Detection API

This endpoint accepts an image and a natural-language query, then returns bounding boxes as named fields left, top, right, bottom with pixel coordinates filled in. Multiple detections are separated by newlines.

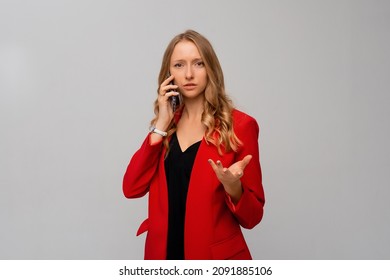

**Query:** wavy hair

left=151, top=30, right=241, bottom=155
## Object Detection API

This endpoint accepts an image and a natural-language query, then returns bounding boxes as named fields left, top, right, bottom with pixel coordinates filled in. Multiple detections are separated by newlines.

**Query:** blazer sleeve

left=123, top=134, right=164, bottom=198
left=225, top=113, right=265, bottom=229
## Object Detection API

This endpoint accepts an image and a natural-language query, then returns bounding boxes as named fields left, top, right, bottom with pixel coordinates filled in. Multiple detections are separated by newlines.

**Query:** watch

left=149, top=125, right=167, bottom=137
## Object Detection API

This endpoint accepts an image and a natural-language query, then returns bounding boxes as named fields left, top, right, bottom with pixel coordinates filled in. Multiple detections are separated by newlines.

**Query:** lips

left=183, top=83, right=197, bottom=90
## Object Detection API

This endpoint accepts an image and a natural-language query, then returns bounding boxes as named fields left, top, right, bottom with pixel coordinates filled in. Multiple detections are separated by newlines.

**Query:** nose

left=185, top=66, right=193, bottom=79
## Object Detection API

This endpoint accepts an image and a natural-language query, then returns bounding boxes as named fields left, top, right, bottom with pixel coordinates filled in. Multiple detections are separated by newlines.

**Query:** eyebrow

left=171, top=58, right=203, bottom=63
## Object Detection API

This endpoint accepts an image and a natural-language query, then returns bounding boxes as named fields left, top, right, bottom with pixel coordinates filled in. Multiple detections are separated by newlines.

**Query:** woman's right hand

left=152, top=75, right=179, bottom=134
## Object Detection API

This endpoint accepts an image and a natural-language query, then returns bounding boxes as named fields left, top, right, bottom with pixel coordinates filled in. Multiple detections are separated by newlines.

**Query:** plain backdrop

left=1, top=0, right=389, bottom=259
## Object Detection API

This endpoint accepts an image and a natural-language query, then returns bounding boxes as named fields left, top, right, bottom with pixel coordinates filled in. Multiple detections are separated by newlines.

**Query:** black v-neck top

left=164, top=132, right=201, bottom=260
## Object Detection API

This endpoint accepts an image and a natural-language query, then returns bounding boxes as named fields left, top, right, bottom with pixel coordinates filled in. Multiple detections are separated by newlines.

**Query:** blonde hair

left=151, top=30, right=241, bottom=154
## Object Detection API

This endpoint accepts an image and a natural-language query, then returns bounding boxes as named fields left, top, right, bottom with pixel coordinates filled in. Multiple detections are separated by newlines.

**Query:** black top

left=164, top=132, right=201, bottom=260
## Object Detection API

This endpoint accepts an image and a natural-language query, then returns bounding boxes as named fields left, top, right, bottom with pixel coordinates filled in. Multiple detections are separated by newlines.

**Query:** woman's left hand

left=208, top=155, right=252, bottom=204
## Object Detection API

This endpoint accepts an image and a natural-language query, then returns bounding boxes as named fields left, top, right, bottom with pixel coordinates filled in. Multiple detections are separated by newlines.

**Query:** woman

left=123, top=30, right=265, bottom=260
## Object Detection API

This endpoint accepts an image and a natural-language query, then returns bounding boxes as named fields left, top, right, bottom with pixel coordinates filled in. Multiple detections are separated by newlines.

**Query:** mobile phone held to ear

left=168, top=73, right=180, bottom=112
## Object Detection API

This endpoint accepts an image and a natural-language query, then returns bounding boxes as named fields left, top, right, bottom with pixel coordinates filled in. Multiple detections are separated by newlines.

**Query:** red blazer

left=123, top=109, right=265, bottom=259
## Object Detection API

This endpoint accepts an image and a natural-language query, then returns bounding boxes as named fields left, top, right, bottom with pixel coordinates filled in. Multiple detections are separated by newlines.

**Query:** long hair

left=151, top=30, right=241, bottom=155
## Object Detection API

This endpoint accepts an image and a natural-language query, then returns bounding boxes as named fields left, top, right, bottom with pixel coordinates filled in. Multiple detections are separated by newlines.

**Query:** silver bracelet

left=149, top=125, right=167, bottom=137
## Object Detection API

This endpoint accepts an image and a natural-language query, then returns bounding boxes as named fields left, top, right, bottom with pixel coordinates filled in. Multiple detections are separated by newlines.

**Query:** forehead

left=171, top=40, right=201, bottom=60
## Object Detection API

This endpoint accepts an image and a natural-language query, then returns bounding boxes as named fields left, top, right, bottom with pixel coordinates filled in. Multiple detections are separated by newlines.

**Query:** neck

left=182, top=96, right=204, bottom=121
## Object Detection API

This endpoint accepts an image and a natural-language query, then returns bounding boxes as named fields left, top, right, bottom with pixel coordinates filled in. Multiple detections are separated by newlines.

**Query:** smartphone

left=168, top=73, right=180, bottom=112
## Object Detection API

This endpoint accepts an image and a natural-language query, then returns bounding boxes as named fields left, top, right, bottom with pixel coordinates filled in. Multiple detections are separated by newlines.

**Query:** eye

left=173, top=63, right=183, bottom=68
left=195, top=61, right=205, bottom=67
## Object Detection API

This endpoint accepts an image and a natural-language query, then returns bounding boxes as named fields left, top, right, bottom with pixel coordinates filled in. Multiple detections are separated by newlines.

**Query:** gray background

left=1, top=0, right=389, bottom=259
